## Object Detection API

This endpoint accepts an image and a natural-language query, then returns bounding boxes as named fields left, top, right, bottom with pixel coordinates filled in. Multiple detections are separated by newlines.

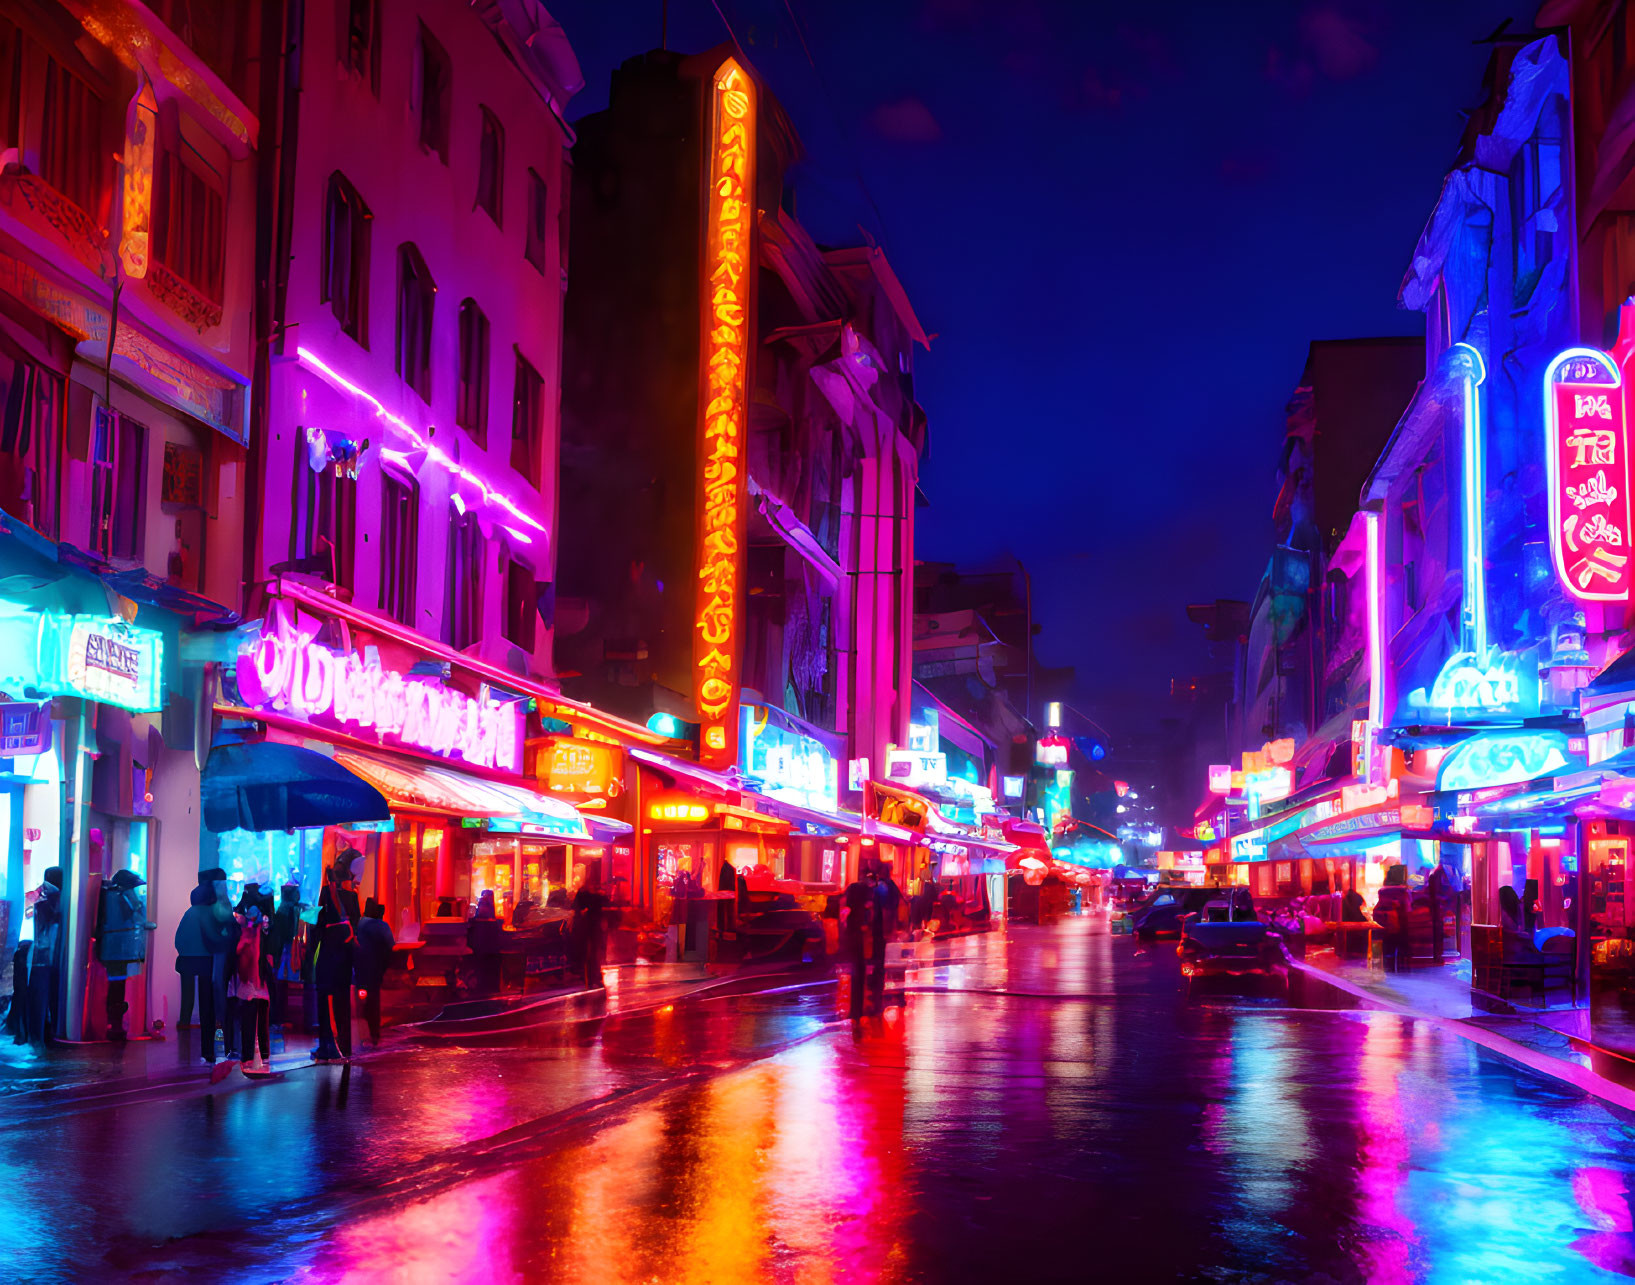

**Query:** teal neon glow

left=1454, top=342, right=1489, bottom=656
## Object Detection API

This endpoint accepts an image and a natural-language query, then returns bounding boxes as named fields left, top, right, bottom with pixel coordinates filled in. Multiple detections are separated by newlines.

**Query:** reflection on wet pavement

left=10, top=917, right=1635, bottom=1282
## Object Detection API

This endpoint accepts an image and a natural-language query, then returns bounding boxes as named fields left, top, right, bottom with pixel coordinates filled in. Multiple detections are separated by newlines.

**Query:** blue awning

left=202, top=741, right=391, bottom=833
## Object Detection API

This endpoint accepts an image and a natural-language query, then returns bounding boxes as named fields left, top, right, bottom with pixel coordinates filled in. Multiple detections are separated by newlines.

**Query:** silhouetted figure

left=843, top=872, right=874, bottom=1019
left=94, top=869, right=154, bottom=1042
left=354, top=899, right=395, bottom=1045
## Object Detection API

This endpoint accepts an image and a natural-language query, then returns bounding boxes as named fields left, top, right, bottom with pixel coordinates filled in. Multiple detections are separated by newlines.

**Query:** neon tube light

left=295, top=346, right=547, bottom=534
left=1543, top=346, right=1632, bottom=602
left=1365, top=509, right=1384, bottom=729
left=1453, top=342, right=1489, bottom=655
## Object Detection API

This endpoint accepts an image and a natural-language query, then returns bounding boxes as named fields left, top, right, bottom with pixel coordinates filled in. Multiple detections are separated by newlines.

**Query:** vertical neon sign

left=1544, top=347, right=1632, bottom=602
left=119, top=78, right=157, bottom=280
left=694, top=59, right=754, bottom=770
left=1453, top=343, right=1489, bottom=653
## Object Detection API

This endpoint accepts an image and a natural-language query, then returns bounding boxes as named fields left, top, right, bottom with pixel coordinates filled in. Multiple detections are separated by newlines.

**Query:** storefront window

left=217, top=827, right=326, bottom=905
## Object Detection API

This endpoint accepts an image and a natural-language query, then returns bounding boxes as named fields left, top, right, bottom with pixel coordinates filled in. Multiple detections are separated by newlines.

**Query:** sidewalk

left=1289, top=949, right=1635, bottom=1111
left=0, top=957, right=832, bottom=1107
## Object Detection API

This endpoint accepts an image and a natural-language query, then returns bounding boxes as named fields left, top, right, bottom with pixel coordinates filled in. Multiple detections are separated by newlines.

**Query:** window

left=0, top=342, right=63, bottom=538
left=510, top=352, right=543, bottom=481
left=477, top=107, right=504, bottom=225
left=417, top=23, right=452, bottom=164
left=322, top=172, right=371, bottom=344
left=1509, top=104, right=1564, bottom=304
left=0, top=16, right=21, bottom=155
left=90, top=409, right=147, bottom=561
left=524, top=169, right=548, bottom=272
left=504, top=550, right=537, bottom=651
left=444, top=504, right=482, bottom=650
left=341, top=0, right=380, bottom=94
left=40, top=53, right=105, bottom=219
left=154, top=138, right=226, bottom=304
left=290, top=431, right=357, bottom=591
left=380, top=472, right=417, bottom=626
left=395, top=244, right=435, bottom=402
left=457, top=300, right=489, bottom=443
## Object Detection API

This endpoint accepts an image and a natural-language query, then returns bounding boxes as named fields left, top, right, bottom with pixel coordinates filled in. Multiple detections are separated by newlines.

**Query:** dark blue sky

left=550, top=0, right=1539, bottom=726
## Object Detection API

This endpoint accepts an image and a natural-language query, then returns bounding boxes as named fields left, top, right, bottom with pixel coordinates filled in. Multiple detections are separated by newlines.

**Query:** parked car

left=1179, top=888, right=1283, bottom=983
left=1131, top=886, right=1221, bottom=939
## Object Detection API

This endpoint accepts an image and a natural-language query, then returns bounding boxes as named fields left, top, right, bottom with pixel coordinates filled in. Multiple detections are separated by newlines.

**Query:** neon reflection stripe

left=295, top=346, right=547, bottom=534
left=1365, top=509, right=1384, bottom=730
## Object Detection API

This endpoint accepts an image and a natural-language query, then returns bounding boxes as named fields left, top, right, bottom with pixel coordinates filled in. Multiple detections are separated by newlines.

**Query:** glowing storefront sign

left=648, top=795, right=711, bottom=823
left=1230, top=831, right=1267, bottom=861
left=888, top=745, right=947, bottom=789
left=1454, top=343, right=1490, bottom=650
left=8, top=614, right=166, bottom=712
left=236, top=618, right=522, bottom=773
left=1036, top=735, right=1069, bottom=766
left=740, top=703, right=839, bottom=812
left=1407, top=647, right=1537, bottom=717
left=544, top=737, right=622, bottom=798
left=1545, top=348, right=1633, bottom=602
left=1436, top=730, right=1576, bottom=793
left=693, top=59, right=755, bottom=768
left=1206, top=764, right=1232, bottom=794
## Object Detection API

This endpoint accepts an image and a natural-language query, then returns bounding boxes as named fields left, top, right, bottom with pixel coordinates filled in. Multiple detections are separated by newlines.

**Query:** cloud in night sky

left=869, top=97, right=944, bottom=143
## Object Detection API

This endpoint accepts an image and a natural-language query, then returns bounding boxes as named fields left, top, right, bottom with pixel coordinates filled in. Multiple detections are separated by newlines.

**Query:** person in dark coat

left=572, top=869, right=609, bottom=990
left=197, top=867, right=238, bottom=1058
left=24, top=868, right=64, bottom=1046
left=1375, top=864, right=1412, bottom=972
left=270, top=884, right=302, bottom=1029
left=354, top=899, right=395, bottom=1045
left=842, top=870, right=875, bottom=1020
left=93, top=870, right=156, bottom=1042
left=313, top=851, right=362, bottom=1062
left=870, top=863, right=902, bottom=1005
left=174, top=883, right=218, bottom=1062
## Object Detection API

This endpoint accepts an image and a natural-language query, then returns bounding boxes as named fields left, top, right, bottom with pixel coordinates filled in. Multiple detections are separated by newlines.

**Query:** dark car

left=1179, top=888, right=1283, bottom=983
left=1131, top=886, right=1221, bottom=939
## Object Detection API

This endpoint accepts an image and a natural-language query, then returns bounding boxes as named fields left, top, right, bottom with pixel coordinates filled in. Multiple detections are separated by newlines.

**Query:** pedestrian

left=842, top=869, right=873, bottom=1019
left=573, top=866, right=609, bottom=990
left=24, top=868, right=64, bottom=1046
left=870, top=863, right=902, bottom=1005
left=174, top=882, right=218, bottom=1064
left=8, top=916, right=30, bottom=1045
left=1426, top=861, right=1453, bottom=963
left=234, top=903, right=275, bottom=1072
left=354, top=899, right=395, bottom=1045
left=196, top=867, right=237, bottom=1059
left=270, top=884, right=302, bottom=1030
left=312, top=851, right=361, bottom=1062
left=93, top=869, right=156, bottom=1042
left=1376, top=863, right=1411, bottom=972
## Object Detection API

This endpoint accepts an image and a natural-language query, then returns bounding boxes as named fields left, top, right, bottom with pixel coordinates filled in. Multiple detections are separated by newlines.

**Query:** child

left=234, top=904, right=275, bottom=1072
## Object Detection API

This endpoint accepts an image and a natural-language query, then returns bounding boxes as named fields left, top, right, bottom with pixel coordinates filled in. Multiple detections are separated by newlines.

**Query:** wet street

left=8, top=918, right=1635, bottom=1283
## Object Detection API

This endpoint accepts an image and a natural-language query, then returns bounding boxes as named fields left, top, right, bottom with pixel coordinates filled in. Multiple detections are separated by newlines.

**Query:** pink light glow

left=237, top=611, right=523, bottom=773
left=295, top=346, right=547, bottom=534
left=1365, top=509, right=1385, bottom=731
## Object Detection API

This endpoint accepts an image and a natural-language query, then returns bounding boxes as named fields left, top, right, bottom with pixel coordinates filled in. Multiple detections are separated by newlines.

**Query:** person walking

left=573, top=868, right=609, bottom=990
left=353, top=899, right=395, bottom=1046
left=24, top=868, right=64, bottom=1046
left=870, top=863, right=902, bottom=1007
left=234, top=903, right=275, bottom=1072
left=92, top=870, right=156, bottom=1042
left=197, top=868, right=237, bottom=1059
left=842, top=869, right=874, bottom=1020
left=270, top=884, right=302, bottom=1031
left=312, top=852, right=361, bottom=1062
left=174, top=883, right=218, bottom=1063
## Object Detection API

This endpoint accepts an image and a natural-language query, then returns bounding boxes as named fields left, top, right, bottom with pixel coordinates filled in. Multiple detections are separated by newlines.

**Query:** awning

left=333, top=750, right=505, bottom=818
left=202, top=741, right=390, bottom=833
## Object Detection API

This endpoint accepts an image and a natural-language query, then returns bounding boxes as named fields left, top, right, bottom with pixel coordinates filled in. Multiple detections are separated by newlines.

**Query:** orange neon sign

left=648, top=796, right=712, bottom=823
left=694, top=58, right=754, bottom=770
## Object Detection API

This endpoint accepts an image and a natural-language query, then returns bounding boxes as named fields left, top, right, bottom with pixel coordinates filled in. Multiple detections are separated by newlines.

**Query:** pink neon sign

left=236, top=620, right=523, bottom=774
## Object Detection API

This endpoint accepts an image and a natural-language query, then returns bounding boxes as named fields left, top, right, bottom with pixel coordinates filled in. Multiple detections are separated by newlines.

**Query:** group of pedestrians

left=171, top=849, right=393, bottom=1073
left=842, top=861, right=903, bottom=1020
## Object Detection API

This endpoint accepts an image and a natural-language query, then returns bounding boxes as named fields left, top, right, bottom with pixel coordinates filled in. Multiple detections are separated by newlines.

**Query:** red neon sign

left=1545, top=348, right=1632, bottom=601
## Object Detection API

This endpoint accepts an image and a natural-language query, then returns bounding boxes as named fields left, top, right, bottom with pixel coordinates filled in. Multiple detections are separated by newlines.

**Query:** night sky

left=551, top=0, right=1540, bottom=731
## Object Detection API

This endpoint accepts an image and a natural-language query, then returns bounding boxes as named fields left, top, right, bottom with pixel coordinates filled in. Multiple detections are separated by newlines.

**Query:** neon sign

left=740, top=703, right=839, bottom=812
left=1406, top=647, right=1537, bottom=718
left=1545, top=348, right=1632, bottom=601
left=648, top=796, right=711, bottom=823
left=31, top=615, right=165, bottom=712
left=236, top=617, right=522, bottom=773
left=1453, top=343, right=1490, bottom=650
left=119, top=79, right=156, bottom=279
left=544, top=737, right=622, bottom=799
left=693, top=59, right=755, bottom=768
left=1436, top=730, right=1576, bottom=793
